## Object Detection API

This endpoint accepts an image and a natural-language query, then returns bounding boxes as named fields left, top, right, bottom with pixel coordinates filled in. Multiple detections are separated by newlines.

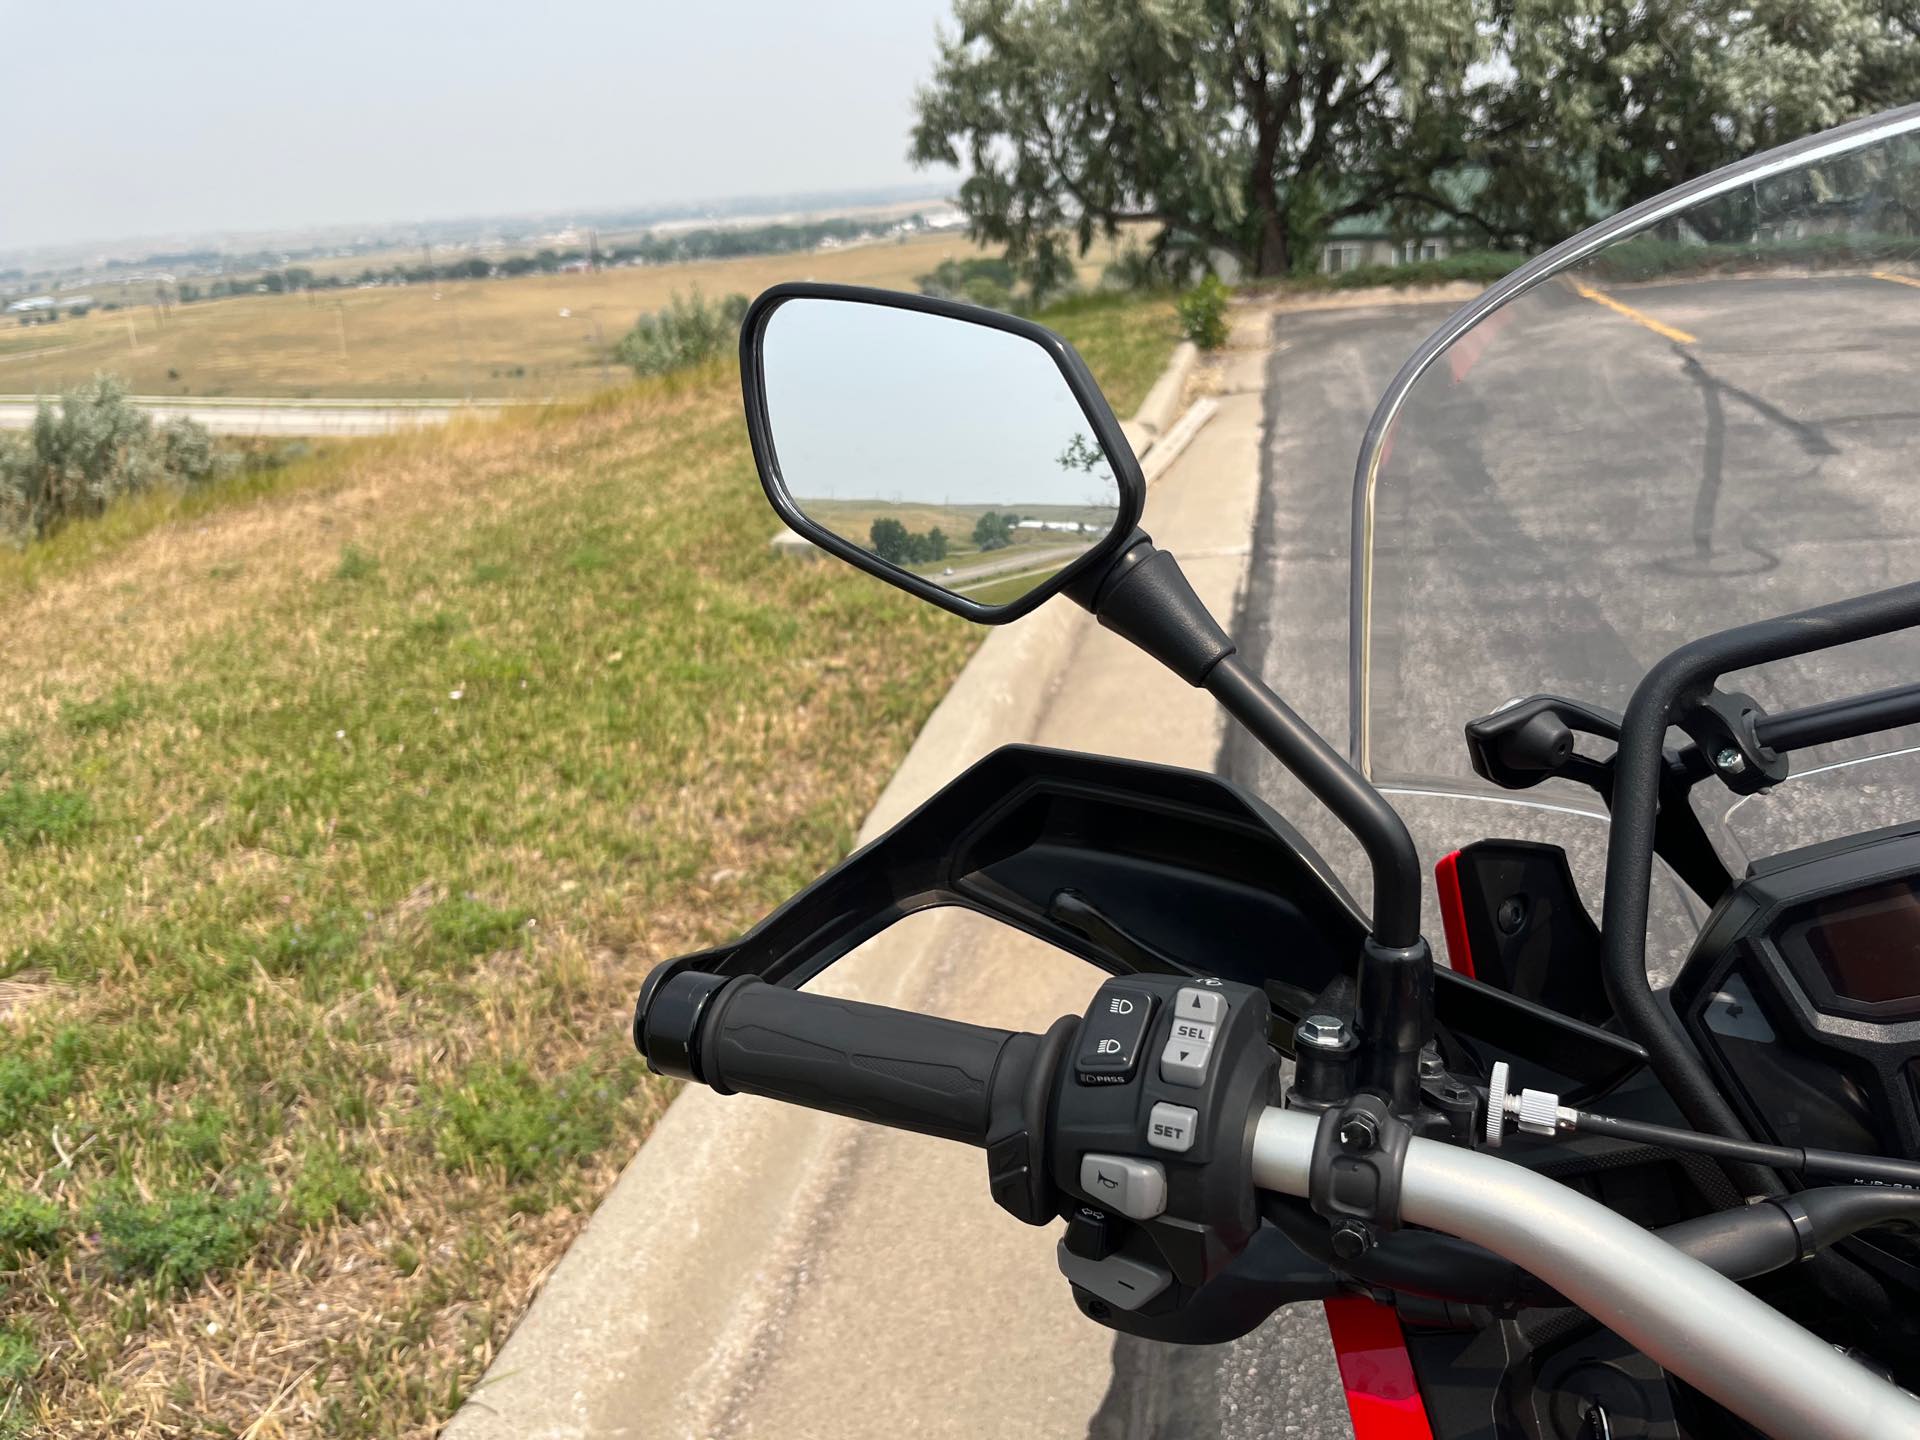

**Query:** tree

left=927, top=527, right=949, bottom=561
left=911, top=0, right=1481, bottom=285
left=869, top=516, right=912, bottom=564
left=972, top=510, right=1014, bottom=550
left=1471, top=1, right=1920, bottom=239
left=911, top=0, right=1920, bottom=283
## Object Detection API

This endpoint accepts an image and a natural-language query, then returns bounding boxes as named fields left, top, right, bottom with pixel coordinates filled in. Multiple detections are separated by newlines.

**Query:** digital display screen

left=1782, top=877, right=1920, bottom=1010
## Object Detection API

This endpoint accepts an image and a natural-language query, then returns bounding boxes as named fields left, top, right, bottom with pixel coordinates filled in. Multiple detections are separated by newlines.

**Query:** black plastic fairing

left=653, top=745, right=1644, bottom=1090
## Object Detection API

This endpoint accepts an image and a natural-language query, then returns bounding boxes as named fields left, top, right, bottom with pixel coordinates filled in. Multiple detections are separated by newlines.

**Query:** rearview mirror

left=740, top=284, right=1145, bottom=622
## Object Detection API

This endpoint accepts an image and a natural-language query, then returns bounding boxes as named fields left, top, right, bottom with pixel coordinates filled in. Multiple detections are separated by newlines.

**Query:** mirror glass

left=758, top=298, right=1124, bottom=610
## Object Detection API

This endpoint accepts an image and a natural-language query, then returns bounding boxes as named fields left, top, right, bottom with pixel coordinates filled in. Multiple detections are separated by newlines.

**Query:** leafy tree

left=912, top=0, right=1480, bottom=284
left=869, top=516, right=912, bottom=563
left=972, top=510, right=1015, bottom=550
left=927, top=527, right=949, bottom=561
left=911, top=0, right=1920, bottom=281
left=1471, top=1, right=1920, bottom=240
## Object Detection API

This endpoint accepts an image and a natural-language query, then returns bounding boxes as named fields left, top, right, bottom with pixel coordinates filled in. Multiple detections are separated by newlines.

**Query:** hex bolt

left=1715, top=746, right=1746, bottom=775
left=1330, top=1221, right=1372, bottom=1260
left=1295, top=1014, right=1352, bottom=1051
left=1418, top=1049, right=1447, bottom=1081
left=1338, top=1111, right=1378, bottom=1151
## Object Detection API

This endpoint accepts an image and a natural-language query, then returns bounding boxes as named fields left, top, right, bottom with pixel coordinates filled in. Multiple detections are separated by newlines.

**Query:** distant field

left=1, top=232, right=1131, bottom=401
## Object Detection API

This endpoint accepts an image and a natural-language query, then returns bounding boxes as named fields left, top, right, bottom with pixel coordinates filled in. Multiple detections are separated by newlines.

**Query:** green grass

left=0, top=291, right=1178, bottom=1435
left=1039, top=291, right=1183, bottom=416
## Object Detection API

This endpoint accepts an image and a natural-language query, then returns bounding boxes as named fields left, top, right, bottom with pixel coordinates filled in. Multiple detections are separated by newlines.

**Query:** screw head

left=1296, top=1013, right=1351, bottom=1051
left=1338, top=1112, right=1379, bottom=1150
left=1715, top=746, right=1746, bottom=775
left=1418, top=1049, right=1447, bottom=1080
left=1330, top=1221, right=1372, bottom=1260
left=1496, top=895, right=1528, bottom=935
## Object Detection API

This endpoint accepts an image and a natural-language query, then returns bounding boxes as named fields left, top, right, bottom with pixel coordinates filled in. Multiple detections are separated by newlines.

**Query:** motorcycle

left=634, top=104, right=1920, bottom=1438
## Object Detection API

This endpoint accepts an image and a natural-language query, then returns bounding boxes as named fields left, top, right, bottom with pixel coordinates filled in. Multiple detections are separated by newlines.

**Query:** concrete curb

left=444, top=339, right=1231, bottom=1440
left=1132, top=340, right=1198, bottom=442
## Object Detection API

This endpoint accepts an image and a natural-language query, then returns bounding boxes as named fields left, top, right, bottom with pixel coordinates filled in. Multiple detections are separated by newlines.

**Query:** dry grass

left=0, top=297, right=1177, bottom=1437
left=1, top=233, right=1134, bottom=403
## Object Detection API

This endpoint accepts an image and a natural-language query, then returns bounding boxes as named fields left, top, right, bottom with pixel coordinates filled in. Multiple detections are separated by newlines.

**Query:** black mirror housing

left=739, top=282, right=1147, bottom=624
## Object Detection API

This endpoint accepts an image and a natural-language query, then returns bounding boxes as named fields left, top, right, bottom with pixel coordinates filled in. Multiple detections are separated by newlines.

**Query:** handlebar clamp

left=1308, top=1093, right=1412, bottom=1256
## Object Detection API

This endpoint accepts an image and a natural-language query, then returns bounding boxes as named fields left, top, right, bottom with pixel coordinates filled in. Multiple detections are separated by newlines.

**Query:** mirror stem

left=1069, top=532, right=1431, bottom=1103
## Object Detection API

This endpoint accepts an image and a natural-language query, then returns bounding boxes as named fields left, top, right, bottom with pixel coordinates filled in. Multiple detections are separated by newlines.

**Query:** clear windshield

left=1353, top=109, right=1920, bottom=880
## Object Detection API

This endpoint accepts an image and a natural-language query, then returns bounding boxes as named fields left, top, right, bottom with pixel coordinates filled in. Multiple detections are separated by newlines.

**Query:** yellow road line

left=1872, top=270, right=1920, bottom=290
left=1572, top=282, right=1698, bottom=344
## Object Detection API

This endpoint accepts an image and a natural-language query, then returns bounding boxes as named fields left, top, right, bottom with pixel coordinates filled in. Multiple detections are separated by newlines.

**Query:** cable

left=1568, top=1110, right=1920, bottom=1189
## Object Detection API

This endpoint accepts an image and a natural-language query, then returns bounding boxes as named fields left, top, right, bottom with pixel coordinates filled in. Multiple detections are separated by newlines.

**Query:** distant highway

left=0, top=395, right=521, bottom=436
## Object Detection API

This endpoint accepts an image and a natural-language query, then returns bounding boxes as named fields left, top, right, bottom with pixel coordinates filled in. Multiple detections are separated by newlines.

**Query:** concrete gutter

left=444, top=316, right=1269, bottom=1440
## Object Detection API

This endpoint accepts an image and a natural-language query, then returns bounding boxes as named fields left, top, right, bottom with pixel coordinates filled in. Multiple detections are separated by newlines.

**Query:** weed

left=425, top=897, right=531, bottom=960
left=334, top=543, right=379, bottom=581
left=62, top=686, right=143, bottom=736
left=92, top=1179, right=274, bottom=1291
left=0, top=1191, right=61, bottom=1266
left=287, top=1143, right=376, bottom=1229
left=0, top=781, right=90, bottom=846
left=429, top=1060, right=634, bottom=1187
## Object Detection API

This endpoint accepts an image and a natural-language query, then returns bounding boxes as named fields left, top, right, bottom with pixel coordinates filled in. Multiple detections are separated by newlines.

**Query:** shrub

left=0, top=375, right=233, bottom=542
left=1177, top=276, right=1232, bottom=349
left=614, top=290, right=750, bottom=377
left=92, top=1179, right=273, bottom=1291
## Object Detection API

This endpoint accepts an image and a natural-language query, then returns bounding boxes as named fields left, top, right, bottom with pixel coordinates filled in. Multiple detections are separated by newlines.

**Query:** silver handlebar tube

left=1251, top=1108, right=1920, bottom=1440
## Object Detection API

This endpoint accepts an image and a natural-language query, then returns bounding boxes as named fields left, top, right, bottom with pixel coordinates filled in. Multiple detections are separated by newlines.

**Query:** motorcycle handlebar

left=1251, top=1107, right=1920, bottom=1440
left=640, top=972, right=1041, bottom=1146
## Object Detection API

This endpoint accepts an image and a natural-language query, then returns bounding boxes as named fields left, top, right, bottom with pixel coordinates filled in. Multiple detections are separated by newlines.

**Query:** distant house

left=1319, top=223, right=1457, bottom=274
left=1318, top=172, right=1484, bottom=274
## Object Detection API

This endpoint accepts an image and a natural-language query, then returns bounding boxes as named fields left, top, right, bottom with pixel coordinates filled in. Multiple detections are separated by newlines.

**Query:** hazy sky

left=0, top=0, right=959, bottom=252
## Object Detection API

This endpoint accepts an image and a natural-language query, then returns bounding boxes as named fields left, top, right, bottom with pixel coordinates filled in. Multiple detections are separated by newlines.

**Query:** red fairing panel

left=1433, top=850, right=1476, bottom=979
left=1322, top=1296, right=1436, bottom=1440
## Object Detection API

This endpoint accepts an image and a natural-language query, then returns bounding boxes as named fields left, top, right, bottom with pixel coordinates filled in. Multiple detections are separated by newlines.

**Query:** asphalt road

left=1124, top=271, right=1920, bottom=1439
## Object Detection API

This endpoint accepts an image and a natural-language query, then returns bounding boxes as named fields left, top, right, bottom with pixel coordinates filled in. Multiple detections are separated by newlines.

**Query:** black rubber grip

left=699, top=977, right=1033, bottom=1145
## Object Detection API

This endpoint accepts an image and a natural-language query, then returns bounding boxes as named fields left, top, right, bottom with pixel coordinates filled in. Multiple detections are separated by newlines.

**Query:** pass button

left=1075, top=985, right=1155, bottom=1083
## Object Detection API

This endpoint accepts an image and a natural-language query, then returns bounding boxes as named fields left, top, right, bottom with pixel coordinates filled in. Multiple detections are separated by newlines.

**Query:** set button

left=1147, top=1102, right=1197, bottom=1153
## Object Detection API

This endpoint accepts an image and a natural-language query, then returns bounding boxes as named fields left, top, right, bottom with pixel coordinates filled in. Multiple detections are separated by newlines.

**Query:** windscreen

left=1353, top=110, right=1920, bottom=878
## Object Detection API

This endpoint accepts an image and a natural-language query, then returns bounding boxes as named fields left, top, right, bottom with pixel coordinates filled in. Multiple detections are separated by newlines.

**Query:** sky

left=0, top=0, right=960, bottom=253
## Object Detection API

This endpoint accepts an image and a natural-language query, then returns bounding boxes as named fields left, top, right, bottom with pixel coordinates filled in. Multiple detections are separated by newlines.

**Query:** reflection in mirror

left=758, top=298, right=1123, bottom=610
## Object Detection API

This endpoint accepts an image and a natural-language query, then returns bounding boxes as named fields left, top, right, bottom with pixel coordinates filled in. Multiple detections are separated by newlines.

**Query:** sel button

left=1168, top=1017, right=1216, bottom=1047
left=1147, top=1102, right=1197, bottom=1153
